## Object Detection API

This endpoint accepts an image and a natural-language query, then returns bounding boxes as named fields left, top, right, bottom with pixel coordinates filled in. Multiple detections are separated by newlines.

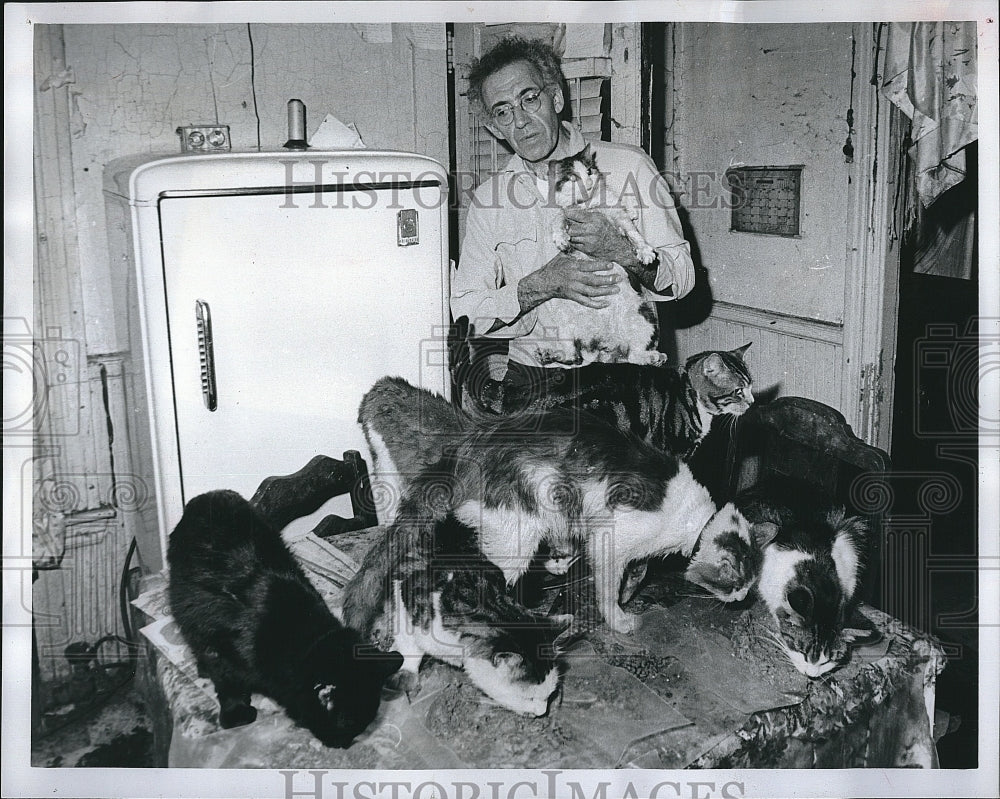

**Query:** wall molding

left=710, top=300, right=844, bottom=345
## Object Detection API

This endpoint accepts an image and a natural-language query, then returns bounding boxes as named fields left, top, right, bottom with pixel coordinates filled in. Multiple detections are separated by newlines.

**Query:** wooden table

left=131, top=525, right=946, bottom=769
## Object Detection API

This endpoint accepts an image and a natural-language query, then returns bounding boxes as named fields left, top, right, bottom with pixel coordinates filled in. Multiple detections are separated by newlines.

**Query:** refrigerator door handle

left=195, top=299, right=218, bottom=411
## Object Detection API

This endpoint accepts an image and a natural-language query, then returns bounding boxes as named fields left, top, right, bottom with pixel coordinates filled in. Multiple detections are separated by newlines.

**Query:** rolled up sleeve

left=633, top=153, right=695, bottom=301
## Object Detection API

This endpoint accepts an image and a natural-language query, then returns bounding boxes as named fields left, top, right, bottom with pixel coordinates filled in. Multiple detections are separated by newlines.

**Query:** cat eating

left=450, top=408, right=776, bottom=633
left=341, top=459, right=573, bottom=717
left=497, top=344, right=756, bottom=603
left=167, top=490, right=403, bottom=747
left=535, top=144, right=665, bottom=367
left=358, top=377, right=773, bottom=633
left=736, top=479, right=871, bottom=678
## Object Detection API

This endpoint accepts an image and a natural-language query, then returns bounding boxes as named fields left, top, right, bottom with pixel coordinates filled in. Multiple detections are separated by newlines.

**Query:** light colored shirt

left=451, top=124, right=695, bottom=368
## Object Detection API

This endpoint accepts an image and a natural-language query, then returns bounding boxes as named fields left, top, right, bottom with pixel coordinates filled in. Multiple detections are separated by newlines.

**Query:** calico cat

left=167, top=490, right=403, bottom=747
left=535, top=145, right=664, bottom=367
left=342, top=461, right=573, bottom=717
left=361, top=376, right=576, bottom=582
left=447, top=409, right=776, bottom=634
left=735, top=479, right=870, bottom=678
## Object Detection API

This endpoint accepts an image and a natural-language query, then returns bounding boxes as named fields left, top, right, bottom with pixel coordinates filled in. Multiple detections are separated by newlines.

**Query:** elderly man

left=451, top=36, right=695, bottom=410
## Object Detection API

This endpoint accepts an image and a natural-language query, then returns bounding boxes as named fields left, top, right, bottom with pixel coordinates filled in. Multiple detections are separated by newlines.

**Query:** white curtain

left=883, top=22, right=978, bottom=207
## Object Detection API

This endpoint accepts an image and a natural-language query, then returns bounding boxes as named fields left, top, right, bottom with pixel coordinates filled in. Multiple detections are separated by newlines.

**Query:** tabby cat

left=167, top=490, right=403, bottom=747
left=534, top=144, right=664, bottom=367
left=736, top=478, right=871, bottom=678
left=341, top=459, right=573, bottom=717
left=504, top=344, right=755, bottom=461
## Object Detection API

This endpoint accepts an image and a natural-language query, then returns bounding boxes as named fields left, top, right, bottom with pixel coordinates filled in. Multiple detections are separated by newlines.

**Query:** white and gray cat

left=536, top=144, right=665, bottom=367
left=341, top=457, right=573, bottom=716
left=358, top=376, right=776, bottom=635
left=736, top=480, right=871, bottom=678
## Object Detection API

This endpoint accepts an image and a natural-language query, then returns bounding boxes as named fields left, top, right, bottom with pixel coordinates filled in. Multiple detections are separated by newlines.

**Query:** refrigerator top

left=103, top=150, right=448, bottom=205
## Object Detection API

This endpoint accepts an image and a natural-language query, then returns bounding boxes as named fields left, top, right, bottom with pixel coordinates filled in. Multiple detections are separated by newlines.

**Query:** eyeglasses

left=489, top=88, right=547, bottom=127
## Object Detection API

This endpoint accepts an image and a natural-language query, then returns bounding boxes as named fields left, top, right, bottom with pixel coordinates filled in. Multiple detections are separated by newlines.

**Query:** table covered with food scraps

left=131, top=525, right=947, bottom=770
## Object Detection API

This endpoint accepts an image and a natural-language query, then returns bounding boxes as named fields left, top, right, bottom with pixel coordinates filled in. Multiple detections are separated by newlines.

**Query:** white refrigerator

left=104, top=151, right=451, bottom=568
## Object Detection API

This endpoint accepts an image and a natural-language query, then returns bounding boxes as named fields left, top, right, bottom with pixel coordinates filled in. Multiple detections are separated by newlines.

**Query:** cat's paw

left=552, top=226, right=573, bottom=253
left=641, top=351, right=668, bottom=367
left=634, top=242, right=657, bottom=265
left=219, top=702, right=257, bottom=729
left=535, top=347, right=576, bottom=366
left=604, top=606, right=639, bottom=635
left=385, top=669, right=421, bottom=698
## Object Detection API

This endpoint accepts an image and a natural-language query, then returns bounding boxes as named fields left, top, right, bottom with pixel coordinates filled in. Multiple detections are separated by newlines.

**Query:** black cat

left=167, top=490, right=403, bottom=748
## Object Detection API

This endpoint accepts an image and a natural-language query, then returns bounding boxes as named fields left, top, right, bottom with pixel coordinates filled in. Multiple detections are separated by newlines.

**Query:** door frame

left=841, top=22, right=902, bottom=452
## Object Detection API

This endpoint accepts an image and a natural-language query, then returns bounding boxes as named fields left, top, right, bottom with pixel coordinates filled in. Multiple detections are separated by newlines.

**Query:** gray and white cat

left=359, top=376, right=775, bottom=634
left=536, top=145, right=664, bottom=367
left=736, top=480, right=870, bottom=678
left=341, top=460, right=573, bottom=716
left=450, top=409, right=776, bottom=634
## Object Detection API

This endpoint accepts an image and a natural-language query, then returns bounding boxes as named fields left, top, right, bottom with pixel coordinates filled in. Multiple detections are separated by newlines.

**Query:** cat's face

left=684, top=503, right=778, bottom=602
left=463, top=614, right=573, bottom=716
left=757, top=509, right=869, bottom=678
left=298, top=637, right=403, bottom=748
left=550, top=145, right=601, bottom=209
left=686, top=343, right=754, bottom=417
left=773, top=586, right=850, bottom=678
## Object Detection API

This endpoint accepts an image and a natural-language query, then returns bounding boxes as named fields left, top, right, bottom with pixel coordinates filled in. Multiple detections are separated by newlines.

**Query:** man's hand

left=562, top=208, right=635, bottom=265
left=563, top=208, right=660, bottom=291
left=519, top=253, right=621, bottom=311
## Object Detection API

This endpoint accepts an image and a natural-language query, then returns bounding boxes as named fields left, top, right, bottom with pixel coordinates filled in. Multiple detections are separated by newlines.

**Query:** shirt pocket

left=494, top=236, right=543, bottom=288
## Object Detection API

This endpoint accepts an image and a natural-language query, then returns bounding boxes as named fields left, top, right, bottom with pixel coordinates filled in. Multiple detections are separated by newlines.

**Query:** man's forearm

left=481, top=271, right=551, bottom=334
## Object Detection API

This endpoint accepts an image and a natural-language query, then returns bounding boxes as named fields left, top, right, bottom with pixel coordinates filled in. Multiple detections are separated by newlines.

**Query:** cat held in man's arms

left=167, top=489, right=403, bottom=747
left=341, top=456, right=575, bottom=717
left=538, top=143, right=665, bottom=367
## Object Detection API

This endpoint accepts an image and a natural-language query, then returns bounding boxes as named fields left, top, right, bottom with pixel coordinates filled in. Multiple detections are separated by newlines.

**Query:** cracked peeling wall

left=671, top=23, right=855, bottom=324
left=59, top=23, right=448, bottom=356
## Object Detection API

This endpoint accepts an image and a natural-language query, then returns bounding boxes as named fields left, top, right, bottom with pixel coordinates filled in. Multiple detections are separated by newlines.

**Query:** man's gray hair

left=466, top=36, right=565, bottom=118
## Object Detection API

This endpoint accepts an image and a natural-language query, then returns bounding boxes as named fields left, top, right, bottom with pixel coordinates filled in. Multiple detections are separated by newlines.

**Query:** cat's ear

left=353, top=644, right=404, bottom=677
left=491, top=651, right=524, bottom=669
left=375, top=650, right=404, bottom=678
left=731, top=342, right=752, bottom=358
left=828, top=507, right=869, bottom=542
left=752, top=521, right=780, bottom=548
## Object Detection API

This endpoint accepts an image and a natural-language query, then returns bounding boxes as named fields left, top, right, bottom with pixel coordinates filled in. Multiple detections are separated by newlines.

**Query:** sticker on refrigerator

left=397, top=209, right=419, bottom=246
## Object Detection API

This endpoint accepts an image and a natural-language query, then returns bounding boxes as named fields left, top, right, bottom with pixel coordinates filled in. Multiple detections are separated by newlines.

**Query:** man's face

left=481, top=60, right=564, bottom=163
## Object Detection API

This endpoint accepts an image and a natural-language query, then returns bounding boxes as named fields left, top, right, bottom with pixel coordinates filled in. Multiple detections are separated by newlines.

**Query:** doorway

left=888, top=141, right=979, bottom=768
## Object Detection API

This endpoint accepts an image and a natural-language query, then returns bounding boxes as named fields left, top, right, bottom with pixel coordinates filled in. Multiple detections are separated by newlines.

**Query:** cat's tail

left=341, top=532, right=393, bottom=639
